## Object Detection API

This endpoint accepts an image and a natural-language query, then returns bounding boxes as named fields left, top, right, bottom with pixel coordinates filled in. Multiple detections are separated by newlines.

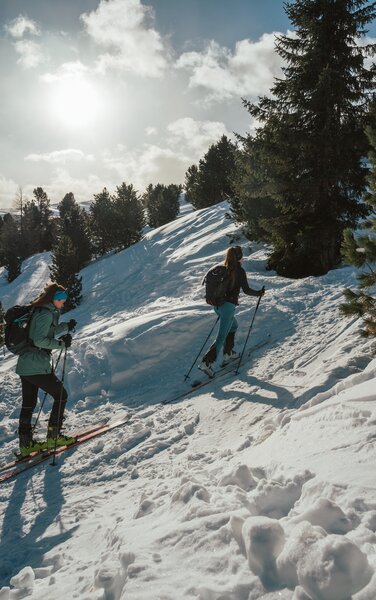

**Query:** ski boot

left=46, top=426, right=76, bottom=450
left=221, top=350, right=240, bottom=367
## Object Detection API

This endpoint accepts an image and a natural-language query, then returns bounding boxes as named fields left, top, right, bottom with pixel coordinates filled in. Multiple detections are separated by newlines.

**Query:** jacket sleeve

left=55, top=322, right=69, bottom=336
left=31, top=310, right=63, bottom=350
left=240, top=268, right=260, bottom=297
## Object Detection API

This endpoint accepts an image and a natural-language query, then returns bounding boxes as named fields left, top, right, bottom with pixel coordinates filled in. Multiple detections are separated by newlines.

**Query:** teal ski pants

left=213, top=302, right=238, bottom=355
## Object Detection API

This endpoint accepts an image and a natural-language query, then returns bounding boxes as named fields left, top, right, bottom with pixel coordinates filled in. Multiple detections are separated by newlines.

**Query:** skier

left=15, top=283, right=77, bottom=456
left=199, top=246, right=265, bottom=377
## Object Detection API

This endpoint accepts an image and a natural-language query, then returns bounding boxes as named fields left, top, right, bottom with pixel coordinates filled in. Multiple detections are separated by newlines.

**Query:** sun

left=49, top=76, right=102, bottom=128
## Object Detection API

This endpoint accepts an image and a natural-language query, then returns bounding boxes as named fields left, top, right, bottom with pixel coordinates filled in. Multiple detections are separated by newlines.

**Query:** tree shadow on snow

left=0, top=463, right=78, bottom=587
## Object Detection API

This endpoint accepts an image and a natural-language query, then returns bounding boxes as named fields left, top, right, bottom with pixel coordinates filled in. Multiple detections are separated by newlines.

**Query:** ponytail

left=224, top=246, right=242, bottom=284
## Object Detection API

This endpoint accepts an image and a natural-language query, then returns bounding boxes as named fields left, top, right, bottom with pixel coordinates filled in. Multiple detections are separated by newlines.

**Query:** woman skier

left=16, top=283, right=77, bottom=456
left=199, top=246, right=264, bottom=377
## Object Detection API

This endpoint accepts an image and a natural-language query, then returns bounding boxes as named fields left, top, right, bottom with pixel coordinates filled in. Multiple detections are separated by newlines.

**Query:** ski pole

left=235, top=287, right=265, bottom=375
left=51, top=346, right=68, bottom=466
left=184, top=316, right=220, bottom=381
left=32, top=347, right=63, bottom=434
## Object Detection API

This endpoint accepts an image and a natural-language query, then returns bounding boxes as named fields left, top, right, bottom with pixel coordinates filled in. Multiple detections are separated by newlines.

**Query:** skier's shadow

left=243, top=374, right=296, bottom=408
left=215, top=372, right=296, bottom=409
left=0, top=462, right=78, bottom=587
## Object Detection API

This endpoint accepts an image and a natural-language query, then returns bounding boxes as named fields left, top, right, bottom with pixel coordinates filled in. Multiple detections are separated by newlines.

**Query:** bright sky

left=0, top=0, right=374, bottom=209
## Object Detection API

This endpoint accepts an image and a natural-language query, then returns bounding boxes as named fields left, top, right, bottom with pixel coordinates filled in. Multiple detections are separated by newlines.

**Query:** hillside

left=0, top=202, right=375, bottom=600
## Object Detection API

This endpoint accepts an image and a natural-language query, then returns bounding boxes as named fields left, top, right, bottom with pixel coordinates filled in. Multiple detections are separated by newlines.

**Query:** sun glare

left=49, top=77, right=102, bottom=128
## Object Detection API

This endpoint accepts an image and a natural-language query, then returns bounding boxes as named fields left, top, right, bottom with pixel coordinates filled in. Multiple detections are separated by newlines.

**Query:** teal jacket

left=16, top=303, right=69, bottom=376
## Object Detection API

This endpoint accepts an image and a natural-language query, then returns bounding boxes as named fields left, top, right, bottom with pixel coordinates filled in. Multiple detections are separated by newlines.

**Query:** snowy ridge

left=0, top=202, right=376, bottom=600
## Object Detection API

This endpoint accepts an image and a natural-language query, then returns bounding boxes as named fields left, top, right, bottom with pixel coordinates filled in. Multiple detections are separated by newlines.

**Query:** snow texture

left=0, top=201, right=375, bottom=599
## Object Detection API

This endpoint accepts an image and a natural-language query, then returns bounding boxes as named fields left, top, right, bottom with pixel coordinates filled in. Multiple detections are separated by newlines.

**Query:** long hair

left=224, top=246, right=242, bottom=284
left=30, top=282, right=67, bottom=307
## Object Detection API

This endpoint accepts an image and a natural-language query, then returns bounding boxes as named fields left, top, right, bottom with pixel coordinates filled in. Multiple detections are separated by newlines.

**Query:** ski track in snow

left=0, top=201, right=375, bottom=600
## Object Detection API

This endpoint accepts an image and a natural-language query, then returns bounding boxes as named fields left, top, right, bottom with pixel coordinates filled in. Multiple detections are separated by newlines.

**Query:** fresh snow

left=0, top=201, right=375, bottom=600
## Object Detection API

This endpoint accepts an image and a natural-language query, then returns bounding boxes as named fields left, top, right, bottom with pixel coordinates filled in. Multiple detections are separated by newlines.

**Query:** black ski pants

left=19, top=373, right=68, bottom=435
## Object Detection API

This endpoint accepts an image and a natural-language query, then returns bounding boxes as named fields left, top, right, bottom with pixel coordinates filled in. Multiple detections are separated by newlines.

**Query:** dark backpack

left=4, top=305, right=35, bottom=355
left=203, top=265, right=230, bottom=306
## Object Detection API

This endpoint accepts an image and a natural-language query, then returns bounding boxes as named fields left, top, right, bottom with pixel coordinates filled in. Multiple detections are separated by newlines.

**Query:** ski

left=0, top=416, right=132, bottom=484
left=190, top=335, right=272, bottom=388
left=0, top=422, right=108, bottom=474
left=163, top=335, right=271, bottom=405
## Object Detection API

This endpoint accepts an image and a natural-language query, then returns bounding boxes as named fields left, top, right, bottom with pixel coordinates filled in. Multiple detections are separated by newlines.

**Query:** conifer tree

left=22, top=187, right=55, bottom=256
left=113, top=182, right=145, bottom=250
left=89, top=188, right=117, bottom=256
left=33, top=187, right=55, bottom=250
left=22, top=201, right=40, bottom=257
left=50, top=235, right=82, bottom=311
left=1, top=214, right=22, bottom=282
left=233, top=0, right=375, bottom=278
left=340, top=101, right=376, bottom=339
left=13, top=187, right=27, bottom=260
left=143, top=183, right=181, bottom=228
left=185, top=135, right=237, bottom=209
left=58, top=192, right=92, bottom=270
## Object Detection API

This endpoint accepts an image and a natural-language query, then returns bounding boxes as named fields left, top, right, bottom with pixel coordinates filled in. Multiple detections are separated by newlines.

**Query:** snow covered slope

left=0, top=202, right=375, bottom=600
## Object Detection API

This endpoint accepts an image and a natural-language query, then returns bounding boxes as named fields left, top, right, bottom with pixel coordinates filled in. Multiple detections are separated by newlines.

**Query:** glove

left=67, top=319, right=77, bottom=332
left=60, top=333, right=72, bottom=348
left=258, top=287, right=265, bottom=297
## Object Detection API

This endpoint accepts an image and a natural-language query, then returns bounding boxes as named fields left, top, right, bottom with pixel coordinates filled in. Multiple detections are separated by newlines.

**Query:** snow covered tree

left=143, top=183, right=181, bottom=228
left=185, top=135, right=237, bottom=209
left=340, top=102, right=376, bottom=340
left=232, top=0, right=375, bottom=278
left=50, top=235, right=82, bottom=311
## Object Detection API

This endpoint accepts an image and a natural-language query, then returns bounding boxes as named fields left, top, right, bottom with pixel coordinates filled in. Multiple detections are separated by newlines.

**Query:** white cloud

left=103, top=143, right=190, bottom=190
left=167, top=117, right=231, bottom=155
left=40, top=61, right=89, bottom=83
left=176, top=32, right=288, bottom=103
left=13, top=39, right=46, bottom=68
left=5, top=15, right=45, bottom=68
left=81, top=0, right=169, bottom=77
left=6, top=15, right=40, bottom=38
left=146, top=126, right=158, bottom=136
left=38, top=168, right=107, bottom=204
left=15, top=169, right=107, bottom=206
left=0, top=175, right=18, bottom=210
left=101, top=116, right=231, bottom=191
left=25, top=149, right=95, bottom=164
